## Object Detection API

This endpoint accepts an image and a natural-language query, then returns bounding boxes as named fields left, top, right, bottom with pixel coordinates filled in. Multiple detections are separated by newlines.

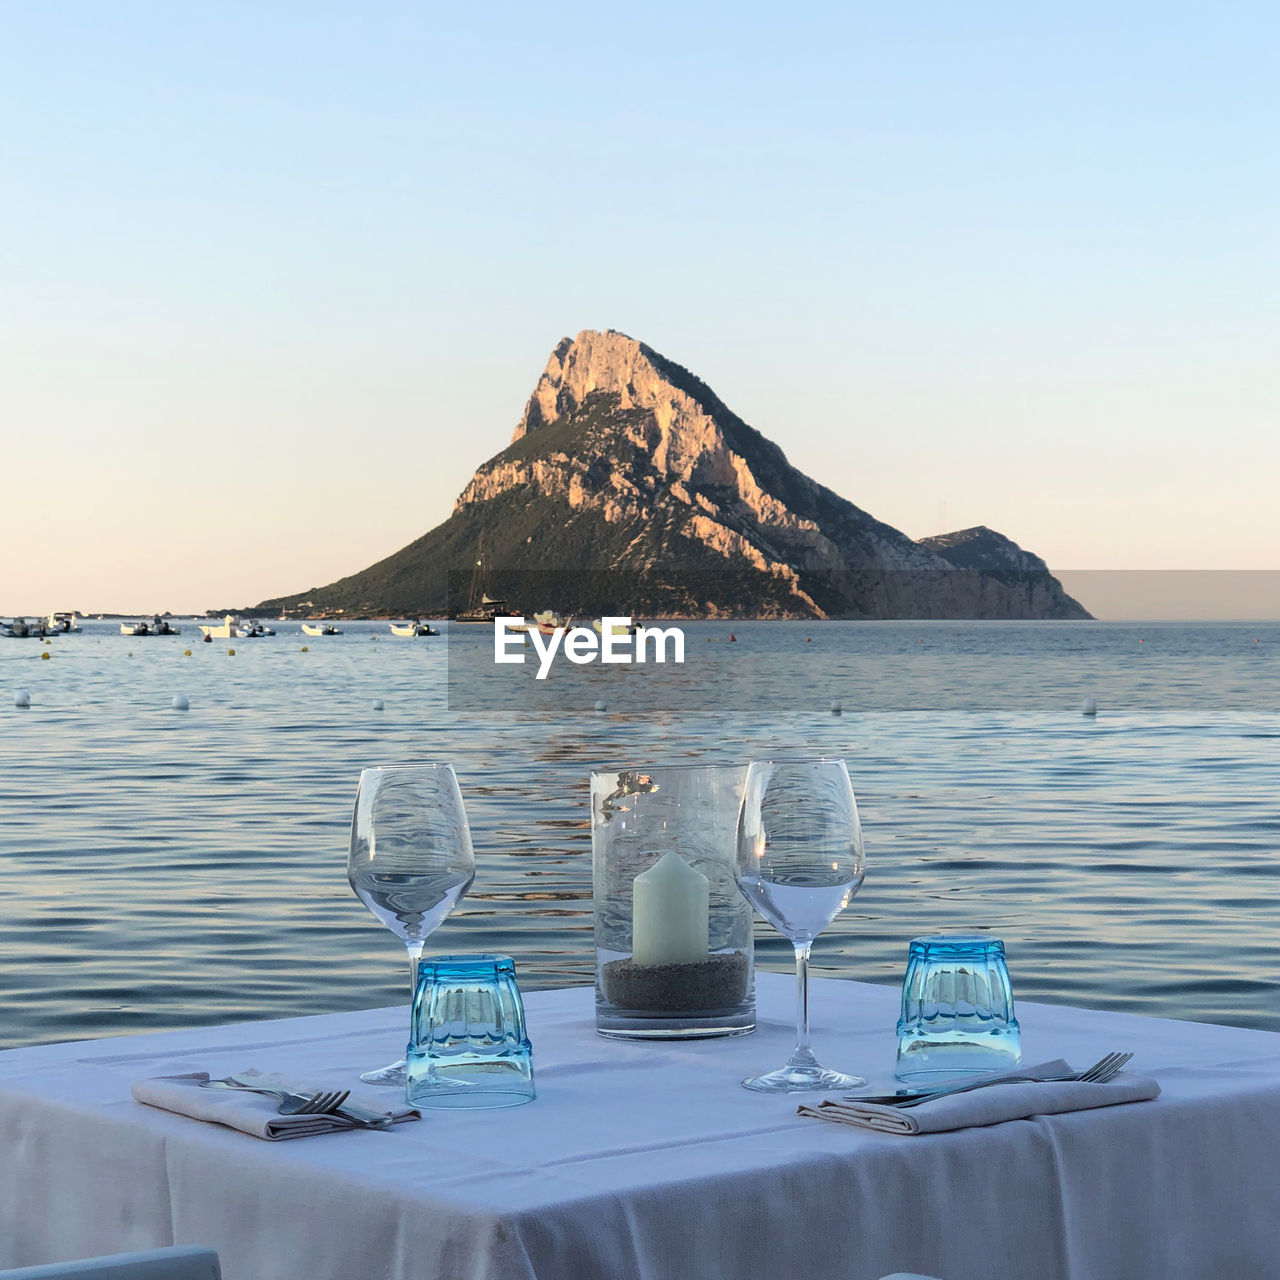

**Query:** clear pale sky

left=3, top=2, right=1277, bottom=617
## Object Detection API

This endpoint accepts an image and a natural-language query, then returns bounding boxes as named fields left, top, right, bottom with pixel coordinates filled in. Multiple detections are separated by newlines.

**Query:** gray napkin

left=131, top=1072, right=420, bottom=1141
left=798, top=1072, right=1160, bottom=1136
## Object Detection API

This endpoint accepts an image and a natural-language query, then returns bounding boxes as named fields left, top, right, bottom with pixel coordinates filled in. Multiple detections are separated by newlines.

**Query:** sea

left=1, top=617, right=1278, bottom=1051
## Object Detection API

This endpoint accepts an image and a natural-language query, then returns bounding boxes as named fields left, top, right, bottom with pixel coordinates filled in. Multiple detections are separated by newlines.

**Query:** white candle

left=631, top=851, right=710, bottom=966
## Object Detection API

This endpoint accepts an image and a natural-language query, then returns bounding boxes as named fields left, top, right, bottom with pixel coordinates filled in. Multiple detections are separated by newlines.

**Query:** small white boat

left=46, top=612, right=81, bottom=634
left=533, top=610, right=571, bottom=636
left=592, top=618, right=638, bottom=637
left=198, top=615, right=235, bottom=639
left=389, top=620, right=439, bottom=637
left=234, top=621, right=275, bottom=638
left=121, top=616, right=181, bottom=637
left=301, top=622, right=342, bottom=636
left=2, top=617, right=48, bottom=639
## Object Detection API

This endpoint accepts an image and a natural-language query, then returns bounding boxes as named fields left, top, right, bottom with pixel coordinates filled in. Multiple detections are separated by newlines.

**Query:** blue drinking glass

left=406, top=954, right=535, bottom=1109
left=895, top=935, right=1021, bottom=1083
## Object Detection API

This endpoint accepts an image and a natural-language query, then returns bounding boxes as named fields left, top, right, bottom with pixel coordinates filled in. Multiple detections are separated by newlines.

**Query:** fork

left=200, top=1078, right=351, bottom=1116
left=281, top=1088, right=349, bottom=1116
left=845, top=1051, right=1134, bottom=1109
left=220, top=1075, right=394, bottom=1128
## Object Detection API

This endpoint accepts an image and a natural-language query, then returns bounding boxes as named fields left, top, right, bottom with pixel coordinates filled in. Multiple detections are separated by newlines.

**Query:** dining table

left=2, top=972, right=1279, bottom=1280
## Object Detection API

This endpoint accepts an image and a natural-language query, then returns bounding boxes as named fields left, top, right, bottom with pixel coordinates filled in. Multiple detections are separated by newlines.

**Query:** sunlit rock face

left=259, top=329, right=1091, bottom=620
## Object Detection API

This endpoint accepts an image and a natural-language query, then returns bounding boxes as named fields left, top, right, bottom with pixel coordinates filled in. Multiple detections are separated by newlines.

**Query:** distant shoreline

left=12, top=613, right=1280, bottom=625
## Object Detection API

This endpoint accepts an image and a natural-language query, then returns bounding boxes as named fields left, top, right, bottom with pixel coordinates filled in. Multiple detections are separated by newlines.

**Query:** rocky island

left=258, top=330, right=1090, bottom=620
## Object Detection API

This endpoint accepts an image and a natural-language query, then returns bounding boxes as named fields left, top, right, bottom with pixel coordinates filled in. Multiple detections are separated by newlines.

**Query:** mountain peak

left=496, top=327, right=769, bottom=508
left=920, top=526, right=1051, bottom=574
left=514, top=329, right=653, bottom=441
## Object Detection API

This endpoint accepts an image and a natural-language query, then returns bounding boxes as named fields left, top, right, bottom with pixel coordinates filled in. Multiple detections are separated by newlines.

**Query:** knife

left=333, top=1101, right=395, bottom=1129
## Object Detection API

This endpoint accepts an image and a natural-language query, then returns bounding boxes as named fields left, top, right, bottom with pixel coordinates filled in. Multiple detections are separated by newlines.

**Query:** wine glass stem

left=793, top=941, right=812, bottom=1057
left=405, top=941, right=424, bottom=1005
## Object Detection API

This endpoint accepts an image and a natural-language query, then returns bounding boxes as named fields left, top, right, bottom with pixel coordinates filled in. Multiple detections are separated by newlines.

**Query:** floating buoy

left=40, top=651, right=50, bottom=660
left=372, top=699, right=384, bottom=711
left=13, top=690, right=30, bottom=708
left=227, top=648, right=236, bottom=656
left=300, top=645, right=309, bottom=652
left=806, top=637, right=811, bottom=643
left=729, top=633, right=736, bottom=642
left=172, top=694, right=190, bottom=711
left=594, top=700, right=607, bottom=712
left=831, top=699, right=843, bottom=714
left=183, top=649, right=192, bottom=656
left=1082, top=697, right=1098, bottom=717
left=202, top=633, right=212, bottom=644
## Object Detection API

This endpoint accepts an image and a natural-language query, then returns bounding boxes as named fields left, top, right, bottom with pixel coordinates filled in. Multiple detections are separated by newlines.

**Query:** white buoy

left=372, top=699, right=384, bottom=711
left=172, top=694, right=189, bottom=711
left=14, top=690, right=31, bottom=708
left=831, top=699, right=843, bottom=714
left=1082, top=697, right=1098, bottom=717
left=594, top=700, right=607, bottom=712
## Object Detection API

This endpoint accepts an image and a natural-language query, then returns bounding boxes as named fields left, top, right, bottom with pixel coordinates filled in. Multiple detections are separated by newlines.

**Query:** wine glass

left=735, top=757, right=865, bottom=1092
left=348, top=763, right=476, bottom=1085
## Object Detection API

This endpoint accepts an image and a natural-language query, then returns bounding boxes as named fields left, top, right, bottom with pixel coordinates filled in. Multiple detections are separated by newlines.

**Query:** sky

left=2, top=1, right=1278, bottom=617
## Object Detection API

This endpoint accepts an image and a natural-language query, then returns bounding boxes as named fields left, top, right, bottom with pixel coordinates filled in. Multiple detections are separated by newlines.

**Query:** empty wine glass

left=348, top=763, right=476, bottom=1085
left=735, top=757, right=865, bottom=1092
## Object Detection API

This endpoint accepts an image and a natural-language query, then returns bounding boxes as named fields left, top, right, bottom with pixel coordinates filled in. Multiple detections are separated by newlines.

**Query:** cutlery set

left=200, top=1076, right=394, bottom=1128
left=844, top=1051, right=1134, bottom=1108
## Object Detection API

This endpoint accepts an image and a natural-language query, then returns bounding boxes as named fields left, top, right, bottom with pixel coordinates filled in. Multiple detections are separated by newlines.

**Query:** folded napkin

left=131, top=1071, right=420, bottom=1141
left=798, top=1067, right=1161, bottom=1136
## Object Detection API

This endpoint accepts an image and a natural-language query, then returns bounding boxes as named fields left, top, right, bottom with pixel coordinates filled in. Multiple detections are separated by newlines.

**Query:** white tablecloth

left=3, top=974, right=1280, bottom=1280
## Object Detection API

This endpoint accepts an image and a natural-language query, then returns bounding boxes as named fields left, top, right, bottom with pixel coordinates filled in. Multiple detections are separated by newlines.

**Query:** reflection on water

left=1, top=619, right=1278, bottom=1049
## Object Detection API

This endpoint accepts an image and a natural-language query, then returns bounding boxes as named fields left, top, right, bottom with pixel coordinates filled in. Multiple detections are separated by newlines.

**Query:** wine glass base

left=359, top=1058, right=408, bottom=1087
left=741, top=1063, right=866, bottom=1093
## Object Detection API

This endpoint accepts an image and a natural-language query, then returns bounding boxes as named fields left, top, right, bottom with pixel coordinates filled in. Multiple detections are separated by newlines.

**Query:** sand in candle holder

left=601, top=950, right=749, bottom=1014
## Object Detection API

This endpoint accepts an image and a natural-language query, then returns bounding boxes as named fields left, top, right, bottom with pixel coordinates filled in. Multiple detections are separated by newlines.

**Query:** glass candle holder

left=591, top=764, right=755, bottom=1039
left=895, top=934, right=1021, bottom=1082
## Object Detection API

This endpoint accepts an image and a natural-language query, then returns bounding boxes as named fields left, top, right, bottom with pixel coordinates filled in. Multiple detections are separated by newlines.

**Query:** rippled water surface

left=2, top=619, right=1278, bottom=1049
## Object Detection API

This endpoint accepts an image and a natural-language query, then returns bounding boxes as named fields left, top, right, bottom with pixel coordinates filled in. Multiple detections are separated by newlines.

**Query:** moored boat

left=121, top=616, right=181, bottom=637
left=2, top=618, right=48, bottom=639
left=592, top=618, right=638, bottom=637
left=46, top=612, right=81, bottom=634
left=533, top=609, right=571, bottom=635
left=453, top=549, right=513, bottom=623
left=389, top=620, right=439, bottom=637
left=301, top=622, right=342, bottom=636
left=454, top=594, right=509, bottom=624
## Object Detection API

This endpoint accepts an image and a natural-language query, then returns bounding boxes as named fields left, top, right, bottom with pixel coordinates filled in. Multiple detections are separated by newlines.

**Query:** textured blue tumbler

left=895, top=935, right=1021, bottom=1083
left=407, top=954, right=535, bottom=1109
